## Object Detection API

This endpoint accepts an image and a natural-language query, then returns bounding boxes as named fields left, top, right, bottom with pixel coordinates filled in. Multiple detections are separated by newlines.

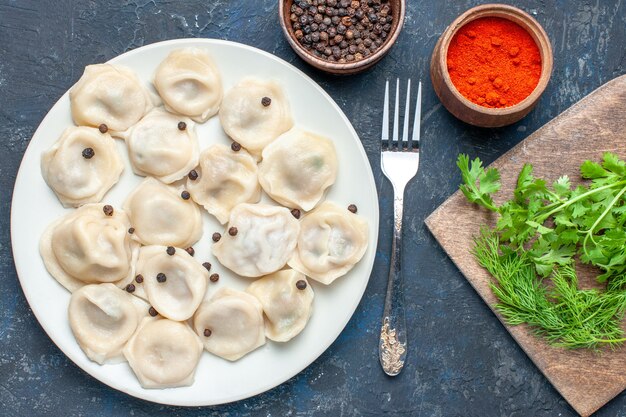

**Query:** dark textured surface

left=0, top=1, right=624, bottom=416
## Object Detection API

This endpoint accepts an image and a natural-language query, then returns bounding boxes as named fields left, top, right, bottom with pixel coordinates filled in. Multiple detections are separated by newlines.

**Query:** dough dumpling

left=124, top=318, right=203, bottom=388
left=219, top=77, right=293, bottom=157
left=69, top=283, right=148, bottom=364
left=41, top=126, right=124, bottom=208
left=39, top=204, right=139, bottom=292
left=119, top=108, right=199, bottom=184
left=193, top=288, right=265, bottom=361
left=259, top=128, right=338, bottom=211
left=70, top=64, right=153, bottom=132
left=212, top=203, right=300, bottom=278
left=186, top=144, right=260, bottom=224
left=246, top=269, right=313, bottom=342
left=154, top=48, right=223, bottom=122
left=288, top=201, right=368, bottom=285
left=133, top=245, right=208, bottom=321
left=123, top=178, right=203, bottom=248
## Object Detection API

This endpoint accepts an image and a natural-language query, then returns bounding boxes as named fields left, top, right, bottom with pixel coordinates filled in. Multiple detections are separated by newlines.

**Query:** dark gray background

left=1, top=0, right=624, bottom=416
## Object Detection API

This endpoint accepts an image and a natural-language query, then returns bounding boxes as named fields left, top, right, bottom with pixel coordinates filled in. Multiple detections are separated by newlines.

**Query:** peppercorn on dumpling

left=154, top=48, right=223, bottom=123
left=124, top=317, right=203, bottom=389
left=246, top=269, right=314, bottom=342
left=41, top=126, right=124, bottom=208
left=219, top=77, right=293, bottom=158
left=212, top=203, right=300, bottom=278
left=123, top=177, right=203, bottom=248
left=70, top=64, right=154, bottom=132
left=193, top=287, right=266, bottom=361
left=118, top=108, right=199, bottom=184
left=39, top=204, right=139, bottom=292
left=259, top=128, right=338, bottom=211
left=186, top=143, right=261, bottom=224
left=289, top=201, right=368, bottom=285
left=133, top=245, right=208, bottom=321
left=69, top=283, right=148, bottom=364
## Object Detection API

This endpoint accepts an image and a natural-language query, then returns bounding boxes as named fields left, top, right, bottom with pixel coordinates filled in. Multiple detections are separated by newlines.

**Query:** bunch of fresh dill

left=457, top=153, right=626, bottom=349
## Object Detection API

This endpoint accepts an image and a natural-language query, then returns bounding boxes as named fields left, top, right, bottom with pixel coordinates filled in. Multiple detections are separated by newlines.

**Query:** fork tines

left=381, top=78, right=421, bottom=151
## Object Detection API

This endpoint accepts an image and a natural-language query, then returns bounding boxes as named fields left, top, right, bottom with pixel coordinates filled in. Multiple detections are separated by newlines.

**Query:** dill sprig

left=473, top=232, right=626, bottom=349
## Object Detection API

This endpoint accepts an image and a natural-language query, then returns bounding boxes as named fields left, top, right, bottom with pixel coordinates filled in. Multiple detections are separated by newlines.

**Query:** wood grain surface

left=425, top=74, right=626, bottom=417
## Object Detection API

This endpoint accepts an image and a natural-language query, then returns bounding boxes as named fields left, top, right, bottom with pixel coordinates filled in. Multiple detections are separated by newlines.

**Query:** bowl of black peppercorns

left=279, top=0, right=405, bottom=74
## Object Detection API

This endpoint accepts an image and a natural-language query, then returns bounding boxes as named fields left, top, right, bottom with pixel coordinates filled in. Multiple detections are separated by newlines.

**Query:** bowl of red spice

left=279, top=0, right=406, bottom=75
left=430, top=4, right=553, bottom=128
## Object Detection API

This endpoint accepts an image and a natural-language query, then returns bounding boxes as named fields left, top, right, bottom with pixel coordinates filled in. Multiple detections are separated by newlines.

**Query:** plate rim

left=10, top=38, right=380, bottom=406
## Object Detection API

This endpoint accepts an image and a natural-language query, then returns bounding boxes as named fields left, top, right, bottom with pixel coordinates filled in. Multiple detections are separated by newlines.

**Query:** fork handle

left=378, top=190, right=407, bottom=376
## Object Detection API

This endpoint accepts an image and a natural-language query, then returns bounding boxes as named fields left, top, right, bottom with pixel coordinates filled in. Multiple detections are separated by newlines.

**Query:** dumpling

left=124, top=317, right=203, bottom=388
left=246, top=269, right=314, bottom=342
left=133, top=245, right=208, bottom=321
left=288, top=201, right=368, bottom=285
left=212, top=203, right=300, bottom=277
left=219, top=78, right=293, bottom=157
left=39, top=204, right=139, bottom=292
left=186, top=144, right=260, bottom=224
left=70, top=64, right=153, bottom=132
left=41, top=126, right=124, bottom=208
left=193, top=288, right=265, bottom=361
left=123, top=177, right=203, bottom=248
left=69, top=283, right=148, bottom=364
left=259, top=128, right=338, bottom=211
left=154, top=48, right=222, bottom=122
left=118, top=108, right=199, bottom=184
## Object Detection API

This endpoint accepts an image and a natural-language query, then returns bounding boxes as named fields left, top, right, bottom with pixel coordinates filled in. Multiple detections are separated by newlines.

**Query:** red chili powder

left=446, top=17, right=542, bottom=108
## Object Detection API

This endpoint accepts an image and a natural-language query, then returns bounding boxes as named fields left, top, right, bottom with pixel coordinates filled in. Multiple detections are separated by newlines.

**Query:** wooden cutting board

left=425, top=74, right=626, bottom=417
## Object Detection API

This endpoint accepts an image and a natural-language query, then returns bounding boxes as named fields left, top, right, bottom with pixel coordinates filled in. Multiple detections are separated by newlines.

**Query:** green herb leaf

left=458, top=153, right=626, bottom=349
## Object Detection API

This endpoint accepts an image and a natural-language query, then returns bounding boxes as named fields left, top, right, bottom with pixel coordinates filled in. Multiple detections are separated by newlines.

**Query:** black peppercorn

left=148, top=307, right=158, bottom=317
left=128, top=227, right=135, bottom=234
left=188, top=169, right=198, bottom=180
left=228, top=227, right=238, bottom=236
left=186, top=247, right=195, bottom=256
left=135, top=274, right=144, bottom=283
left=291, top=208, right=301, bottom=219
left=98, top=124, right=108, bottom=133
left=166, top=246, right=175, bottom=256
left=82, top=147, right=94, bottom=159
left=202, top=262, right=211, bottom=271
left=181, top=190, right=191, bottom=200
left=212, top=232, right=221, bottom=242
left=296, top=280, right=307, bottom=290
left=348, top=204, right=358, bottom=213
left=204, top=328, right=212, bottom=337
left=156, top=273, right=167, bottom=283
left=126, top=283, right=135, bottom=293
left=103, top=205, right=114, bottom=216
left=290, top=0, right=391, bottom=63
left=177, top=121, right=187, bottom=131
left=210, top=273, right=219, bottom=283
left=231, top=142, right=242, bottom=152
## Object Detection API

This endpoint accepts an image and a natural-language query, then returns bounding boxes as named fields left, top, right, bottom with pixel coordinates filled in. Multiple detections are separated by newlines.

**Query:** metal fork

left=378, top=79, right=421, bottom=376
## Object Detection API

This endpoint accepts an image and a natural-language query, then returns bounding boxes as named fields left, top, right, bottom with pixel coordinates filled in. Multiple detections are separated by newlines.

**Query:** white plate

left=10, top=39, right=379, bottom=406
